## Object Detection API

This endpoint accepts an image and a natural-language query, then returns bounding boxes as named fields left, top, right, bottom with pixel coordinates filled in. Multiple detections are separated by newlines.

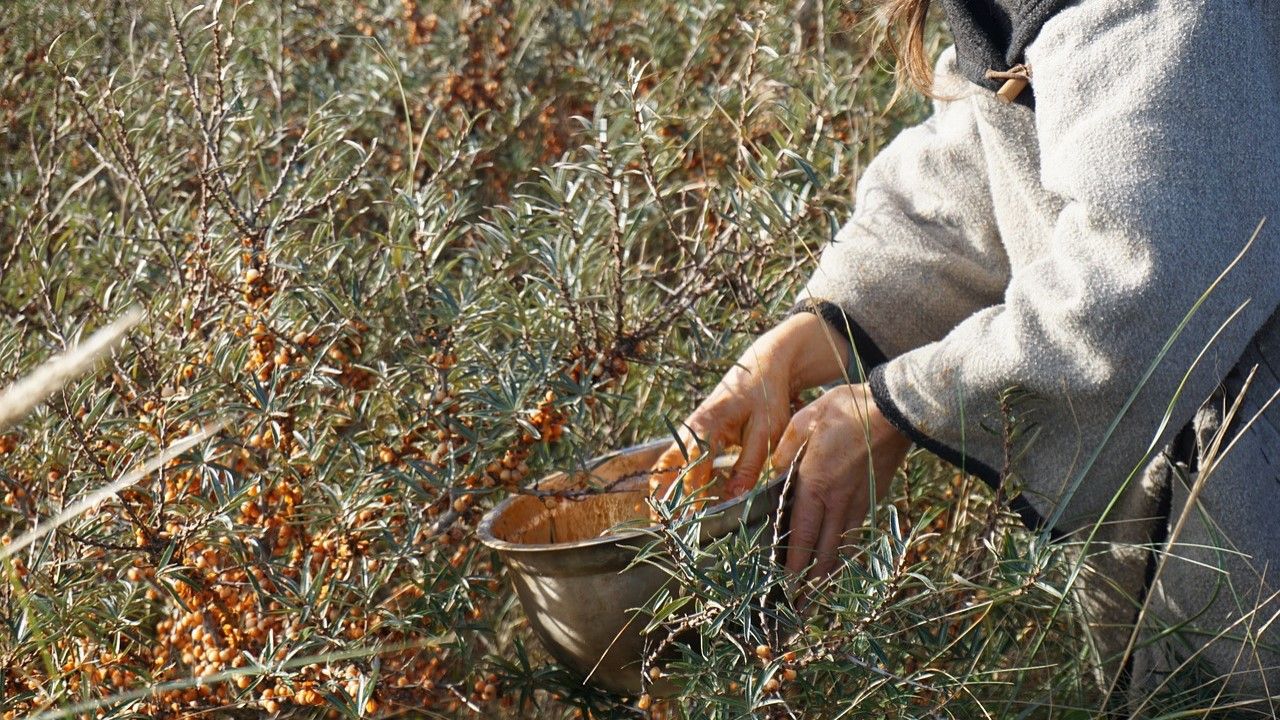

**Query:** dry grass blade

left=0, top=307, right=142, bottom=433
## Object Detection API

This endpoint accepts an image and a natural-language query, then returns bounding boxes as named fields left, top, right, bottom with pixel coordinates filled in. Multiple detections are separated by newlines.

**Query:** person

left=653, top=0, right=1280, bottom=706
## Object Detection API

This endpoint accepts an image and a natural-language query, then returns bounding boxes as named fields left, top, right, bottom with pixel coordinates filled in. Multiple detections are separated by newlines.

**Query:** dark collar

left=938, top=0, right=1077, bottom=109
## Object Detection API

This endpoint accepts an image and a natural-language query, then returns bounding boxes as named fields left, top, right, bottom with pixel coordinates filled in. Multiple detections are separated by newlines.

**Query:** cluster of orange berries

left=426, top=347, right=457, bottom=370
left=240, top=317, right=282, bottom=384
left=241, top=265, right=273, bottom=307
left=1, top=484, right=24, bottom=509
left=438, top=345, right=634, bottom=512
left=469, top=671, right=510, bottom=707
left=0, top=635, right=144, bottom=719
left=418, top=379, right=563, bottom=527
left=175, top=347, right=212, bottom=383
left=752, top=645, right=800, bottom=694
left=236, top=245, right=377, bottom=400
left=235, top=478, right=305, bottom=540
left=351, top=2, right=378, bottom=37
left=236, top=311, right=373, bottom=406
left=236, top=241, right=290, bottom=389
left=899, top=472, right=968, bottom=568
left=829, top=113, right=855, bottom=143
left=438, top=0, right=513, bottom=116
left=128, top=480, right=478, bottom=716
left=465, top=445, right=532, bottom=495
left=629, top=647, right=803, bottom=715
left=526, top=389, right=566, bottom=443
left=400, top=0, right=438, bottom=46
left=0, top=435, right=21, bottom=509
left=325, top=322, right=376, bottom=392
left=452, top=385, right=570, bottom=502
left=148, top=586, right=400, bottom=715
left=519, top=97, right=595, bottom=163
left=0, top=534, right=25, bottom=579
left=420, top=387, right=465, bottom=465
left=566, top=346, right=630, bottom=402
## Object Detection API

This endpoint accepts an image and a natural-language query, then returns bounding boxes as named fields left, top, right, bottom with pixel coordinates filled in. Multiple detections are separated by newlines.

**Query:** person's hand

left=649, top=312, right=854, bottom=503
left=769, top=383, right=910, bottom=585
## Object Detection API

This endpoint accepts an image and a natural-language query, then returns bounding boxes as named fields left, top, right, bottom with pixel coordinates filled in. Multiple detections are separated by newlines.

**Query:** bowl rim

left=476, top=439, right=784, bottom=554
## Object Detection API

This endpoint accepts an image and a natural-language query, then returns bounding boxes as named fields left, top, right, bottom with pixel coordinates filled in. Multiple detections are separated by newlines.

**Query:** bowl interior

left=482, top=441, right=766, bottom=550
left=488, top=489, right=648, bottom=546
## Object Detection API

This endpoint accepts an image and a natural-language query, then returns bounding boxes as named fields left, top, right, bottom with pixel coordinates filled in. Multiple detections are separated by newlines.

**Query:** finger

left=842, top=442, right=897, bottom=538
left=808, top=499, right=848, bottom=584
left=648, top=441, right=688, bottom=498
left=649, top=418, right=709, bottom=495
left=684, top=434, right=720, bottom=497
left=840, top=511, right=864, bottom=555
left=727, top=417, right=770, bottom=497
left=769, top=410, right=810, bottom=475
left=651, top=420, right=728, bottom=510
left=784, top=483, right=823, bottom=576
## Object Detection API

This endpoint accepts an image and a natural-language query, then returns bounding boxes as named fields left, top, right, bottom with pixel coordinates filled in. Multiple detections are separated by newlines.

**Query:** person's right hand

left=649, top=311, right=854, bottom=503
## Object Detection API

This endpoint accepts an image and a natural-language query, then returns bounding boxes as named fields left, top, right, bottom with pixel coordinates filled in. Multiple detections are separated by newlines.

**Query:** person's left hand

left=769, top=383, right=911, bottom=586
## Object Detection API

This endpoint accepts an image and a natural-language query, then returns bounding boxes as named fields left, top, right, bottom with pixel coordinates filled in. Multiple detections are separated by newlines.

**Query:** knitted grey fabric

left=799, top=0, right=1280, bottom=699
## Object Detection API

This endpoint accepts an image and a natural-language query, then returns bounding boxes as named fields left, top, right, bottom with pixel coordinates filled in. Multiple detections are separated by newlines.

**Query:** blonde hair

left=882, top=0, right=933, bottom=92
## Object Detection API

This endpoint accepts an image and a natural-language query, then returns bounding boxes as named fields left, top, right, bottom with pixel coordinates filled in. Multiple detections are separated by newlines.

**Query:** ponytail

left=881, top=0, right=933, bottom=92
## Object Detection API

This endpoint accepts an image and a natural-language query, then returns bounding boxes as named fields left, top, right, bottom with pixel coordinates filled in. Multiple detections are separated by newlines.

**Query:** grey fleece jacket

left=800, top=0, right=1280, bottom=699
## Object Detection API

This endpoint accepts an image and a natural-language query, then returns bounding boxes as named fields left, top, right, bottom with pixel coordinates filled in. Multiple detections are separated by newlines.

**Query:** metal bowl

left=476, top=439, right=786, bottom=696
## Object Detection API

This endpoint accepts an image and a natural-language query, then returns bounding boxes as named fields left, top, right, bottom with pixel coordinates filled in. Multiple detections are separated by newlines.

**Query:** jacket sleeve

left=794, top=48, right=1011, bottom=380
left=868, top=0, right=1280, bottom=533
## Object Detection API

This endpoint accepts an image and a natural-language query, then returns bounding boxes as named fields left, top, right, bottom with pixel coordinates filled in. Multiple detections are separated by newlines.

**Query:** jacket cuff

left=786, top=299, right=888, bottom=382
left=867, top=364, right=1057, bottom=537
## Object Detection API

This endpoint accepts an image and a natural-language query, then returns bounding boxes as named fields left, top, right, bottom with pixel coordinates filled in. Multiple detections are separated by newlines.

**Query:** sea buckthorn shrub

left=2, top=2, right=1102, bottom=719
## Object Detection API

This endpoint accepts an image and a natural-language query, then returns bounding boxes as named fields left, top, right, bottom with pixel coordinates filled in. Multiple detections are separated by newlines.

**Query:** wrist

left=762, top=313, right=852, bottom=392
left=865, top=393, right=911, bottom=452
